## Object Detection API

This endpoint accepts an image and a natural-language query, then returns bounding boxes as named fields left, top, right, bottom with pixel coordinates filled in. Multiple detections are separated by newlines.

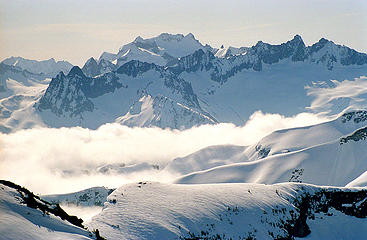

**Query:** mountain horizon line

left=1, top=32, right=365, bottom=67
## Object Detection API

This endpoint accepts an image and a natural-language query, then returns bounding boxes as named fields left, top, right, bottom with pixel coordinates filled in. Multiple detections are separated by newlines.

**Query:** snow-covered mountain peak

left=97, top=33, right=205, bottom=67
left=1, top=56, right=73, bottom=77
left=3, top=34, right=367, bottom=132
left=116, top=94, right=217, bottom=129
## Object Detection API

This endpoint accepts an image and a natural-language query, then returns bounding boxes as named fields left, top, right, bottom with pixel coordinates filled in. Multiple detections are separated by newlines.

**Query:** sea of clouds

left=0, top=110, right=330, bottom=195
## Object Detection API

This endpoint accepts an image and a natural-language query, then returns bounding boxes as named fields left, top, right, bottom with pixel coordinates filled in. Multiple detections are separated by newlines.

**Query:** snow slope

left=0, top=63, right=49, bottom=133
left=116, top=94, right=217, bottom=129
left=172, top=110, right=367, bottom=187
left=0, top=180, right=96, bottom=240
left=43, top=187, right=114, bottom=207
left=87, top=181, right=367, bottom=240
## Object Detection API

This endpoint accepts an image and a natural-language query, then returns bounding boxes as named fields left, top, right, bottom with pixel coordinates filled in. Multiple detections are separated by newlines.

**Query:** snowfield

left=0, top=181, right=96, bottom=240
left=2, top=179, right=367, bottom=240
left=87, top=182, right=367, bottom=240
left=167, top=110, right=367, bottom=187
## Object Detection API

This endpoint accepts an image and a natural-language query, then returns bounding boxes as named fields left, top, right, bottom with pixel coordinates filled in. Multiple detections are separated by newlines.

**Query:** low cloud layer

left=0, top=111, right=330, bottom=195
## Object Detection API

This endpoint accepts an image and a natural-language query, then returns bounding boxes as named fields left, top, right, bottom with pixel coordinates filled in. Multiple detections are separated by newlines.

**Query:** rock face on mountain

left=81, top=57, right=116, bottom=77
left=36, top=59, right=213, bottom=129
left=37, top=67, right=94, bottom=117
left=2, top=33, right=367, bottom=131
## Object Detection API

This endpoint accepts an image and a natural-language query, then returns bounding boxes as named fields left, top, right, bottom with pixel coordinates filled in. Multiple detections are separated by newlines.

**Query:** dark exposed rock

left=0, top=180, right=84, bottom=228
left=116, top=60, right=159, bottom=77
left=67, top=66, right=85, bottom=78
left=340, top=110, right=367, bottom=124
left=340, top=127, right=367, bottom=144
left=37, top=71, right=94, bottom=117
left=255, top=144, right=271, bottom=159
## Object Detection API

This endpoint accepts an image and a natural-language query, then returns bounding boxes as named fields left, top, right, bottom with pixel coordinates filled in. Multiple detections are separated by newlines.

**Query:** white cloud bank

left=0, top=111, right=330, bottom=195
left=306, top=76, right=367, bottom=114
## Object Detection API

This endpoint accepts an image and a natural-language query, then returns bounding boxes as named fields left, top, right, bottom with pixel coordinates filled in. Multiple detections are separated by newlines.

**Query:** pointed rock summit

left=67, top=66, right=85, bottom=77
left=82, top=57, right=100, bottom=77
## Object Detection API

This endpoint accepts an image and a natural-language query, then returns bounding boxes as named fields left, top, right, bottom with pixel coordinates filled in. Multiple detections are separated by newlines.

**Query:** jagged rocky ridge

left=2, top=33, right=367, bottom=130
left=84, top=35, right=367, bottom=85
left=36, top=60, right=215, bottom=127
left=82, top=57, right=116, bottom=77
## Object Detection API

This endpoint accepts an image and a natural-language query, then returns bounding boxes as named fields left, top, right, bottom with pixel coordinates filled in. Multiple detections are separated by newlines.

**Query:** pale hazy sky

left=1, top=0, right=366, bottom=66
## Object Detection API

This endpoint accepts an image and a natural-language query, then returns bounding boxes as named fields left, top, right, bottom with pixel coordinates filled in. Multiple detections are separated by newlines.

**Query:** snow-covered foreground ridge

left=88, top=182, right=367, bottom=240
left=0, top=180, right=105, bottom=240
left=2, top=179, right=367, bottom=240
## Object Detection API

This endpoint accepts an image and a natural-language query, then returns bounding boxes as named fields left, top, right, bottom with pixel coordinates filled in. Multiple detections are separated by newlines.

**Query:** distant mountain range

left=1, top=33, right=367, bottom=132
left=2, top=56, right=73, bottom=77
